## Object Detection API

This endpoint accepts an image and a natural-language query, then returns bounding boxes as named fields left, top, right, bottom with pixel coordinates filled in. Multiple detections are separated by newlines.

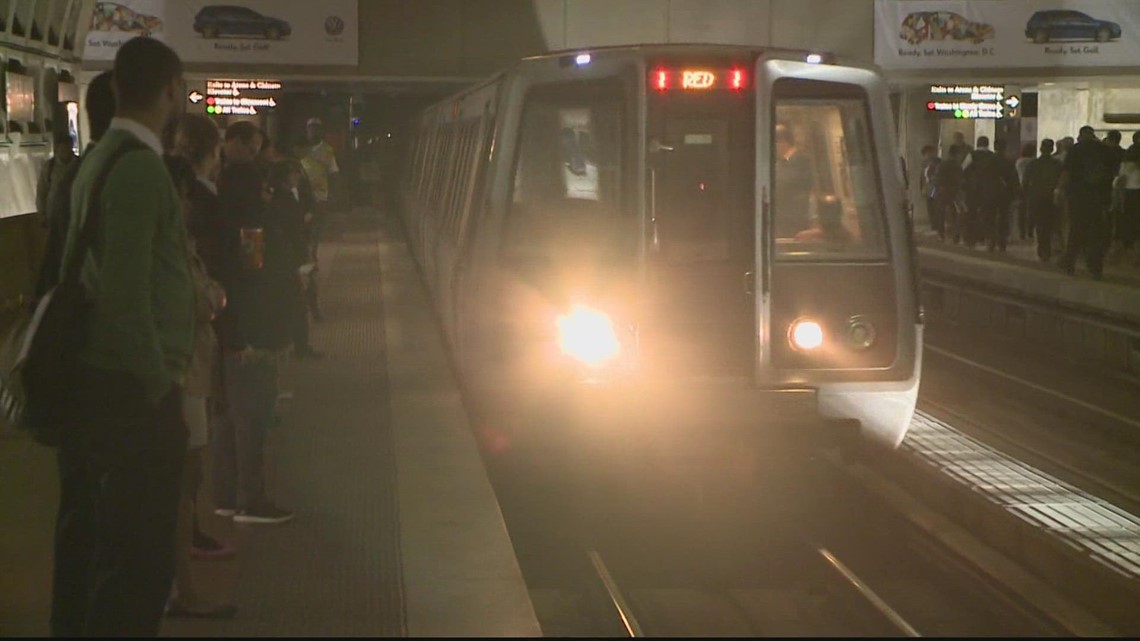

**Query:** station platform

left=0, top=211, right=541, bottom=637
left=915, top=227, right=1140, bottom=325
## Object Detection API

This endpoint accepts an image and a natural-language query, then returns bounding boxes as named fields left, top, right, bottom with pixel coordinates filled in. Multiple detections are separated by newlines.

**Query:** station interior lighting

left=806, top=53, right=823, bottom=64
left=575, top=53, right=591, bottom=66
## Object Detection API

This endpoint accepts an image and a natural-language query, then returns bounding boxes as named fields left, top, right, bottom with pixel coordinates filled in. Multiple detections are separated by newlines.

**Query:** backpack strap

left=60, top=138, right=150, bottom=287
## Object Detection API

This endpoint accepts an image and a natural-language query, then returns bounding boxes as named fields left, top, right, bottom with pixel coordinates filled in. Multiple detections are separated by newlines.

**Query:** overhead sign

left=85, top=0, right=357, bottom=66
left=926, top=84, right=1015, bottom=120
left=189, top=78, right=283, bottom=116
left=875, top=0, right=1140, bottom=70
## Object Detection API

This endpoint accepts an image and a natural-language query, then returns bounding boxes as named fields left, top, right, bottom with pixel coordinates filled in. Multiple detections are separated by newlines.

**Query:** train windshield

left=648, top=73, right=754, bottom=265
left=503, top=79, right=634, bottom=267
left=771, top=79, right=889, bottom=261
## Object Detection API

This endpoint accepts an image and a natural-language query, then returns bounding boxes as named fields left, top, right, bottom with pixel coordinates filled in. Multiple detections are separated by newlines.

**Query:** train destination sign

left=188, top=79, right=283, bottom=116
left=925, top=84, right=1017, bottom=120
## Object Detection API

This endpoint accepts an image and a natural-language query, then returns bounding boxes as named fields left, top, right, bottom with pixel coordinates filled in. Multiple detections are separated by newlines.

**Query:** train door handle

left=744, top=271, right=755, bottom=296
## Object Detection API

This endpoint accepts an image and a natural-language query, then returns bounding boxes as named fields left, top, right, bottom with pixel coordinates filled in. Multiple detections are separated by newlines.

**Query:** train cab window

left=772, top=80, right=888, bottom=261
left=503, top=80, right=632, bottom=264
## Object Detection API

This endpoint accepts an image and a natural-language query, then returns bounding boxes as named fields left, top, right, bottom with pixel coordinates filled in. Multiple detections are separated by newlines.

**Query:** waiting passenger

left=161, top=155, right=236, bottom=619
left=50, top=36, right=192, bottom=637
left=1114, top=132, right=1140, bottom=265
left=213, top=145, right=297, bottom=524
left=173, top=113, right=231, bottom=282
left=35, top=129, right=78, bottom=225
left=34, top=72, right=115, bottom=299
left=170, top=113, right=240, bottom=559
left=268, top=159, right=322, bottom=360
left=1022, top=139, right=1063, bottom=262
left=222, top=120, right=264, bottom=169
left=1057, top=125, right=1114, bottom=279
left=933, top=144, right=965, bottom=244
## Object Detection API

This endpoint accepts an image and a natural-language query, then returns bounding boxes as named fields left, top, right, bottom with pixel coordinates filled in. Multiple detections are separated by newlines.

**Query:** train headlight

left=789, top=318, right=825, bottom=351
left=556, top=305, right=621, bottom=367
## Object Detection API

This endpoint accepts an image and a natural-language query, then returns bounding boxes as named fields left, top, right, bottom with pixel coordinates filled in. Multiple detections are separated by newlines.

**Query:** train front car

left=413, top=45, right=921, bottom=467
left=751, top=53, right=922, bottom=451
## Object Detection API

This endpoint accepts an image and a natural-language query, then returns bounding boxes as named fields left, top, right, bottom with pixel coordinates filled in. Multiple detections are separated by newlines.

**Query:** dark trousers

left=988, top=199, right=1012, bottom=251
left=925, top=196, right=943, bottom=237
left=212, top=354, right=278, bottom=509
left=966, top=198, right=1001, bottom=247
left=51, top=371, right=186, bottom=637
left=1059, top=193, right=1109, bottom=276
left=1017, top=197, right=1032, bottom=239
left=1028, top=196, right=1058, bottom=262
left=1120, top=190, right=1140, bottom=249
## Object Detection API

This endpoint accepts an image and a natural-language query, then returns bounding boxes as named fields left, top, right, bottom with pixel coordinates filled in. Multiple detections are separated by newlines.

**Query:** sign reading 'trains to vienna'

left=874, top=0, right=1140, bottom=69
left=188, top=79, right=283, bottom=116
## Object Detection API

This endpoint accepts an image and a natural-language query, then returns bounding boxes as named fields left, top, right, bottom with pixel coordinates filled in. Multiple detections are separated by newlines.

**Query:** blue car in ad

left=193, top=5, right=292, bottom=40
left=1026, top=9, right=1122, bottom=43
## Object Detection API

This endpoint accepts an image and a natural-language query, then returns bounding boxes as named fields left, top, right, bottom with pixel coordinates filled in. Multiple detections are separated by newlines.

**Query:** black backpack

left=16, top=140, right=146, bottom=447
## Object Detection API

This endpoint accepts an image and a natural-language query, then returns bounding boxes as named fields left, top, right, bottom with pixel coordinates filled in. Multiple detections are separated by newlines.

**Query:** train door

left=754, top=57, right=917, bottom=385
left=644, top=65, right=756, bottom=378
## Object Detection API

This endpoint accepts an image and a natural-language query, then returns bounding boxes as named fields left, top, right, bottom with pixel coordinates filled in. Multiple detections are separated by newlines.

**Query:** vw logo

left=325, top=16, right=345, bottom=36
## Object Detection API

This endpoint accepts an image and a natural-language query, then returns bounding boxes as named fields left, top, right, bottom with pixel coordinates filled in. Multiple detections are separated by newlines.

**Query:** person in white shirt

left=1115, top=131, right=1140, bottom=263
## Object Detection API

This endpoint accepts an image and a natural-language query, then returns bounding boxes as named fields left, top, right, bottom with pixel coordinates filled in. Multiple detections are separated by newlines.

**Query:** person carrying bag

left=0, top=140, right=146, bottom=446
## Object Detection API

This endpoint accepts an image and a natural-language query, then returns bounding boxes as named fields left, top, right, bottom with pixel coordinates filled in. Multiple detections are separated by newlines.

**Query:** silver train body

left=399, top=45, right=922, bottom=450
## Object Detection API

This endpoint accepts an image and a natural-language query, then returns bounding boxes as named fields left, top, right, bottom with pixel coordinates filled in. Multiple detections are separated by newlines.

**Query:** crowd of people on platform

left=919, top=127, right=1140, bottom=280
left=30, top=37, right=342, bottom=635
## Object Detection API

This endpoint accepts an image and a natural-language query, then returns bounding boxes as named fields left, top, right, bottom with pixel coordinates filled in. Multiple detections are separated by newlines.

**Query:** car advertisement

left=874, top=0, right=1140, bottom=69
left=84, top=0, right=357, bottom=65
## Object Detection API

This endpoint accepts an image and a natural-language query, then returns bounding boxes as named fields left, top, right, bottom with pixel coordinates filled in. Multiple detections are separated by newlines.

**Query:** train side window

left=772, top=79, right=889, bottom=261
left=502, top=80, right=631, bottom=264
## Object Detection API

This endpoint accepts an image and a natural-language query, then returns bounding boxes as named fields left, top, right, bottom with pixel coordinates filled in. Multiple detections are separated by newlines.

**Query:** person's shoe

left=233, top=501, right=295, bottom=525
left=165, top=600, right=238, bottom=619
left=191, top=530, right=237, bottom=561
left=214, top=507, right=237, bottom=518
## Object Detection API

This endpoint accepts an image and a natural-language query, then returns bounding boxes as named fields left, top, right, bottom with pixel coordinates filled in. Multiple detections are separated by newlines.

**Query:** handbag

left=0, top=139, right=146, bottom=446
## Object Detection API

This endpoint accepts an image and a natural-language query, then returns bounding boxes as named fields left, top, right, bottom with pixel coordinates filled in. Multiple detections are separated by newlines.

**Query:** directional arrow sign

left=188, top=90, right=204, bottom=104
left=1005, top=95, right=1020, bottom=109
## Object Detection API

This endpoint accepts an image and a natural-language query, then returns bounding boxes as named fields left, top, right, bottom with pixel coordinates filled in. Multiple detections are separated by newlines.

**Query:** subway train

left=399, top=44, right=922, bottom=459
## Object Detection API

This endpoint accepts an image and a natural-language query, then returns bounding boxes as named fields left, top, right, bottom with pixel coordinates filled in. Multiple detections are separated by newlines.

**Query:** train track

left=586, top=541, right=921, bottom=638
left=501, top=436, right=1069, bottom=638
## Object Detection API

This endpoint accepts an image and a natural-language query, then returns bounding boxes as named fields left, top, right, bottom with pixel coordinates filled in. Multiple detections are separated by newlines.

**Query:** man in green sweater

left=51, top=37, right=193, bottom=637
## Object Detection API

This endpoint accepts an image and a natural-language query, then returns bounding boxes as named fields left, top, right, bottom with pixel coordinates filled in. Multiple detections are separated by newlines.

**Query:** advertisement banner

left=875, top=0, right=1140, bottom=69
left=84, top=0, right=357, bottom=66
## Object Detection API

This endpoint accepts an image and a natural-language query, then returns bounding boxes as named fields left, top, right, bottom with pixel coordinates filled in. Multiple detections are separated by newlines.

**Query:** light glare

left=556, top=306, right=621, bottom=367
left=806, top=53, right=823, bottom=64
left=576, top=53, right=591, bottom=66
left=791, top=320, right=824, bottom=351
